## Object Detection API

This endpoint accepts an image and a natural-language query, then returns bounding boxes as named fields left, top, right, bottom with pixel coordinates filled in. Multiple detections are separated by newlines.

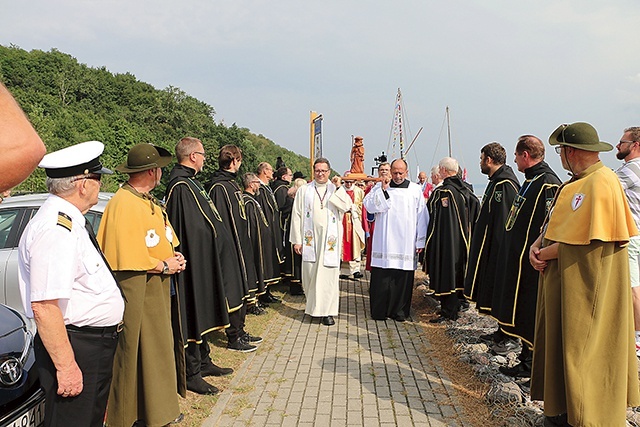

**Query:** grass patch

left=178, top=287, right=286, bottom=426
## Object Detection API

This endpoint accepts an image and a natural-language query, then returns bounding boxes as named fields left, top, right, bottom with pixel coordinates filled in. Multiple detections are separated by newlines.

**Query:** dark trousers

left=185, top=335, right=212, bottom=378
left=369, top=267, right=414, bottom=320
left=35, top=328, right=118, bottom=427
left=440, top=290, right=464, bottom=320
left=225, top=302, right=247, bottom=343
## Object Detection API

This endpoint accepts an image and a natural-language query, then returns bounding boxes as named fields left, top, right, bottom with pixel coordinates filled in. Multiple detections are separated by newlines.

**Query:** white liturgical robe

left=290, top=181, right=351, bottom=316
left=363, top=181, right=429, bottom=270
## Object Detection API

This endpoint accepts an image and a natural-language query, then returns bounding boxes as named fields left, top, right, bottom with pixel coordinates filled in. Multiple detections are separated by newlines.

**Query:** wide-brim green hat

left=549, top=122, right=612, bottom=152
left=116, top=143, right=173, bottom=173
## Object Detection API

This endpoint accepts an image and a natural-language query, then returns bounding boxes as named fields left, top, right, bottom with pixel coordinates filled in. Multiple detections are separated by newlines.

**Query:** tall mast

left=446, top=106, right=452, bottom=157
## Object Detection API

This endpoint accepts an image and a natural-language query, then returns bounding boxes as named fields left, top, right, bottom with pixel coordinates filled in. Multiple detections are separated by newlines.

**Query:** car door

left=0, top=207, right=29, bottom=312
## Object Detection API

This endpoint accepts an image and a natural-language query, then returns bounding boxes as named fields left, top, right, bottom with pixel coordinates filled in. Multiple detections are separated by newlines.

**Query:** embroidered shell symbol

left=145, top=229, right=160, bottom=247
left=165, top=226, right=173, bottom=242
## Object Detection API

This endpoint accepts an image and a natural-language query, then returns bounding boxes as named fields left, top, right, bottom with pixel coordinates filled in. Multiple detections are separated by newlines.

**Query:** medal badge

left=494, top=190, right=503, bottom=203
left=441, top=197, right=449, bottom=208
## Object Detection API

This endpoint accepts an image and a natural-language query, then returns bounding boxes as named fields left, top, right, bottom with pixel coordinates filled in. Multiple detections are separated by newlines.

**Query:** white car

left=0, top=192, right=113, bottom=313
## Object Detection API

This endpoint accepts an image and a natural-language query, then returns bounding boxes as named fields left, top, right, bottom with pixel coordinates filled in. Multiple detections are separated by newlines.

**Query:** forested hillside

left=0, top=45, right=310, bottom=195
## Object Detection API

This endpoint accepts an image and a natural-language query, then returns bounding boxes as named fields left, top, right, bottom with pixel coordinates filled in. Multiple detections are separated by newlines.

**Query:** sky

left=3, top=0, right=640, bottom=192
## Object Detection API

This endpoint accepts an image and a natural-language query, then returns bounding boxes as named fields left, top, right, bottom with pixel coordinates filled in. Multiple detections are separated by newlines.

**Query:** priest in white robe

left=290, top=158, right=352, bottom=326
left=363, top=158, right=429, bottom=321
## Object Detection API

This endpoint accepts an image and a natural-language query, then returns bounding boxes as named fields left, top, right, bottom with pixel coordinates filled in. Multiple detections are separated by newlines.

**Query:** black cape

left=165, top=165, right=241, bottom=341
left=241, top=191, right=271, bottom=298
left=463, top=164, right=520, bottom=313
left=424, top=176, right=480, bottom=296
left=491, top=161, right=561, bottom=346
left=255, top=182, right=284, bottom=284
left=207, top=169, right=257, bottom=300
left=271, top=178, right=294, bottom=277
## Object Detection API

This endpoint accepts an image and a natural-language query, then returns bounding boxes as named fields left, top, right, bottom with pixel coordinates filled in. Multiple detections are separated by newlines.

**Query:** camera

left=373, top=152, right=387, bottom=165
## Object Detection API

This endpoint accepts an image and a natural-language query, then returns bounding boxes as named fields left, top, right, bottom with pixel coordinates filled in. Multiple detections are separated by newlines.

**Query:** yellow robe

left=531, top=162, right=640, bottom=427
left=98, top=187, right=186, bottom=427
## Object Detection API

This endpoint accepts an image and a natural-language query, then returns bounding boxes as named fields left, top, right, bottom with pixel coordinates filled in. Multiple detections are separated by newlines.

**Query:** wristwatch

left=162, top=261, right=170, bottom=275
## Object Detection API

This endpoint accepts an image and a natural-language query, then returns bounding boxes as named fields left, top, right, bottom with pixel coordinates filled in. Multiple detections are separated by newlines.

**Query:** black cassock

left=463, top=165, right=520, bottom=314
left=425, top=176, right=480, bottom=296
left=207, top=169, right=257, bottom=300
left=165, top=164, right=243, bottom=342
left=491, top=161, right=561, bottom=347
left=255, top=182, right=284, bottom=284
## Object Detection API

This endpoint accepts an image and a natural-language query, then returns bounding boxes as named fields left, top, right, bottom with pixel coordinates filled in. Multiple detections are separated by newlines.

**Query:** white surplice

left=363, top=181, right=429, bottom=271
left=290, top=182, right=351, bottom=316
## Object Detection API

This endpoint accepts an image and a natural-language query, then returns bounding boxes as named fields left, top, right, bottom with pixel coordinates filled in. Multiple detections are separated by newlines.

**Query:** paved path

left=203, top=274, right=471, bottom=427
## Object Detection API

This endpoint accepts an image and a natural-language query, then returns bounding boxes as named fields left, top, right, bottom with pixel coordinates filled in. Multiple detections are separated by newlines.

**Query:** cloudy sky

left=3, top=0, right=640, bottom=190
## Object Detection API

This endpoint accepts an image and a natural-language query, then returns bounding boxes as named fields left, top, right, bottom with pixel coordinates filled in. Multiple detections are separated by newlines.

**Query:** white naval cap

left=39, top=141, right=113, bottom=178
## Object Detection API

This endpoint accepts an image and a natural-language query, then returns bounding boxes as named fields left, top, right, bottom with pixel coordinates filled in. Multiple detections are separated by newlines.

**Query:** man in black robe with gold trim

left=166, top=137, right=238, bottom=394
left=241, top=172, right=270, bottom=299
left=207, top=145, right=263, bottom=353
left=272, top=167, right=301, bottom=294
left=255, top=162, right=284, bottom=303
left=425, top=157, right=480, bottom=322
left=491, top=135, right=560, bottom=378
left=464, top=142, right=519, bottom=318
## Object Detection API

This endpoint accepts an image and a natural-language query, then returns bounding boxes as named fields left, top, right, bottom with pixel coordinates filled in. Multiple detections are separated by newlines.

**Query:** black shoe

left=429, top=316, right=449, bottom=324
left=227, top=339, right=257, bottom=353
left=322, top=316, right=335, bottom=326
left=393, top=314, right=406, bottom=322
left=353, top=272, right=363, bottom=279
left=249, top=304, right=267, bottom=315
left=241, top=333, right=263, bottom=344
left=339, top=274, right=349, bottom=279
left=543, top=414, right=569, bottom=427
left=268, top=294, right=281, bottom=303
left=459, top=300, right=470, bottom=312
left=499, top=362, right=531, bottom=378
left=289, top=284, right=304, bottom=295
left=186, top=376, right=219, bottom=395
left=257, top=296, right=270, bottom=307
left=200, top=363, right=233, bottom=377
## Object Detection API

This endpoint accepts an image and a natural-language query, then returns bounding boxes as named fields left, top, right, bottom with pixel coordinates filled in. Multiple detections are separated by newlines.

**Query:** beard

left=617, top=148, right=630, bottom=160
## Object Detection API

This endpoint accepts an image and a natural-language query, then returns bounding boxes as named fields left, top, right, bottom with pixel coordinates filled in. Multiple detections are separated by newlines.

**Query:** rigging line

left=428, top=111, right=448, bottom=170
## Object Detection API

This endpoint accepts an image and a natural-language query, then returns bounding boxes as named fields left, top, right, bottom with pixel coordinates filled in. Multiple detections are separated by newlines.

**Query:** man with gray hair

left=424, top=157, right=479, bottom=322
left=615, top=126, right=640, bottom=356
left=18, top=141, right=124, bottom=427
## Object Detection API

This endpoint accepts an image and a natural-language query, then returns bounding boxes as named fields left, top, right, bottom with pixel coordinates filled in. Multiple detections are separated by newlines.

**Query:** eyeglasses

left=74, top=174, right=102, bottom=187
left=554, top=146, right=564, bottom=154
left=314, top=169, right=329, bottom=174
left=193, top=151, right=206, bottom=159
left=620, top=140, right=636, bottom=145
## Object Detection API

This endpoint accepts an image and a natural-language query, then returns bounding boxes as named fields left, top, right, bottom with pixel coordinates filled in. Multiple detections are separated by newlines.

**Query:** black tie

left=85, top=219, right=126, bottom=301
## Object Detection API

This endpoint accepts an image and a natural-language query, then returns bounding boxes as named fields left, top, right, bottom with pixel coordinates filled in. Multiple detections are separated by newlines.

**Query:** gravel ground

left=415, top=283, right=640, bottom=427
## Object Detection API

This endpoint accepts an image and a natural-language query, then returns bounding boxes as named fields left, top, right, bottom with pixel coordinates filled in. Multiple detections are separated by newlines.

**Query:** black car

left=0, top=303, right=44, bottom=427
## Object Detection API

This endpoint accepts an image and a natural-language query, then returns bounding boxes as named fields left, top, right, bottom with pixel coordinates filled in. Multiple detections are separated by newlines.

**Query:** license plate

left=7, top=399, right=45, bottom=427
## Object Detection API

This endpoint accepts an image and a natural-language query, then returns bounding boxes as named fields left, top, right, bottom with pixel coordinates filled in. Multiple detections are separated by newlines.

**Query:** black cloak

left=255, top=182, right=284, bottom=284
left=463, top=164, right=520, bottom=313
left=271, top=178, right=294, bottom=277
left=424, top=175, right=480, bottom=296
left=241, top=192, right=271, bottom=298
left=207, top=169, right=257, bottom=299
left=165, top=165, right=243, bottom=341
left=491, top=161, right=561, bottom=346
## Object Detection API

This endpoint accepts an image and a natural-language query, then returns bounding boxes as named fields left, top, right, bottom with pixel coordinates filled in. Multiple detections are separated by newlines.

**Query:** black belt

left=66, top=322, right=123, bottom=335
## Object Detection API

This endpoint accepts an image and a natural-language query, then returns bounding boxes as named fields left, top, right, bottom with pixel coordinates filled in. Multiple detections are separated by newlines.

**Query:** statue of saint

left=350, top=136, right=365, bottom=174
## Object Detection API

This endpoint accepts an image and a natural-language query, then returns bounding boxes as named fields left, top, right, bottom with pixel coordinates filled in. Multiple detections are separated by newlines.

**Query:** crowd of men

left=15, top=131, right=314, bottom=425
left=4, top=75, right=640, bottom=427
